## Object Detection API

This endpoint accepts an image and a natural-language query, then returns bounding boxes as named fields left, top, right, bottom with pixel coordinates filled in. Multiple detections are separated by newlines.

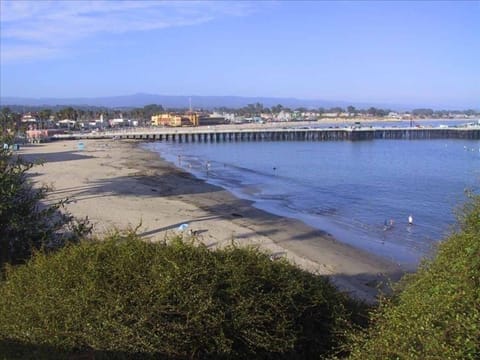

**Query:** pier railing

left=52, top=126, right=480, bottom=143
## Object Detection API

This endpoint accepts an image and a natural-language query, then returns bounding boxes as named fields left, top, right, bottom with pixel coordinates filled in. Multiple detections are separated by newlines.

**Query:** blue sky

left=1, top=0, right=479, bottom=108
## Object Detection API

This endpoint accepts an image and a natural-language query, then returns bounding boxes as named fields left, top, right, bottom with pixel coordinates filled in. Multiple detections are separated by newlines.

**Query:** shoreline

left=22, top=139, right=406, bottom=302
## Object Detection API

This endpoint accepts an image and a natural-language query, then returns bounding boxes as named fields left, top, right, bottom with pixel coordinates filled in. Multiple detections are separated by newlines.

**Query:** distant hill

left=0, top=93, right=397, bottom=110
left=0, top=93, right=476, bottom=111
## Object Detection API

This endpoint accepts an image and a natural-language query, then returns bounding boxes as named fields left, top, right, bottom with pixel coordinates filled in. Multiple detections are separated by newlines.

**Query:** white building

left=276, top=110, right=292, bottom=121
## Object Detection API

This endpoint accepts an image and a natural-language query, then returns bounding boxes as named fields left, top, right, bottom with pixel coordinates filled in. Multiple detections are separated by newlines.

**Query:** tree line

left=1, top=103, right=478, bottom=131
left=215, top=103, right=479, bottom=118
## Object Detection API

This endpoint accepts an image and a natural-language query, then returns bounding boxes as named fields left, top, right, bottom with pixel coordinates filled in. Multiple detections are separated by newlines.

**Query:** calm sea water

left=144, top=137, right=479, bottom=266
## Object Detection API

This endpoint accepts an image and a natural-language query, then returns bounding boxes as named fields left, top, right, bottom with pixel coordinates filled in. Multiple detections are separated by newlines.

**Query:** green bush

left=0, top=234, right=363, bottom=359
left=0, top=142, right=90, bottom=268
left=346, top=195, right=480, bottom=359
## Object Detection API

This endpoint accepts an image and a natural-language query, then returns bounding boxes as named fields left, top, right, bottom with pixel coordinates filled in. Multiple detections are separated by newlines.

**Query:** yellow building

left=184, top=112, right=199, bottom=126
left=151, top=114, right=181, bottom=127
left=151, top=113, right=199, bottom=127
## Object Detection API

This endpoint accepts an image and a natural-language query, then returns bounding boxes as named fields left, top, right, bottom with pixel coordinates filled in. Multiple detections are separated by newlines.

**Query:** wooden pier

left=53, top=127, right=480, bottom=143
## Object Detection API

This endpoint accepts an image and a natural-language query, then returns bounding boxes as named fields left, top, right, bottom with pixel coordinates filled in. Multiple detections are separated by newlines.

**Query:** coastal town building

left=151, top=113, right=199, bottom=127
left=26, top=128, right=65, bottom=142
left=88, top=114, right=105, bottom=128
left=21, top=113, right=38, bottom=123
left=275, top=110, right=292, bottom=122
left=185, top=112, right=199, bottom=126
left=322, top=112, right=350, bottom=118
left=110, top=118, right=125, bottom=126
left=198, top=113, right=227, bottom=126
left=56, top=119, right=76, bottom=130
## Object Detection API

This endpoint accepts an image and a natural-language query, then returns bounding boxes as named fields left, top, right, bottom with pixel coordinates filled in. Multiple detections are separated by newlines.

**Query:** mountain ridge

left=0, top=93, right=475, bottom=111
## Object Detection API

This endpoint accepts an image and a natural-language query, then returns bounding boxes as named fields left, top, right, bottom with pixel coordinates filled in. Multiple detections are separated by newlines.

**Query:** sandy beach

left=20, top=139, right=404, bottom=302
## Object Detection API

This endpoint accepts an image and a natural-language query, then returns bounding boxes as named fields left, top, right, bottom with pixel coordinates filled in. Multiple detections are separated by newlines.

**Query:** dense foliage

left=0, top=234, right=364, bottom=359
left=0, top=140, right=90, bottom=268
left=2, top=129, right=479, bottom=359
left=346, top=195, right=480, bottom=359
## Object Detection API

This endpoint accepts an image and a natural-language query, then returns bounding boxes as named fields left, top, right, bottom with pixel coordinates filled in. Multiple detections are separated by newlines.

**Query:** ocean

left=144, top=134, right=479, bottom=267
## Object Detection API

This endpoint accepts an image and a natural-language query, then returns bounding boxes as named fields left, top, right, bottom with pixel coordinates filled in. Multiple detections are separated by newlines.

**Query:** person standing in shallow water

left=205, top=161, right=211, bottom=176
left=383, top=219, right=394, bottom=231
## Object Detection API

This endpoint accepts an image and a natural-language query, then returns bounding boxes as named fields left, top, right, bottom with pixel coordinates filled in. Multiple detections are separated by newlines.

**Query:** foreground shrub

left=346, top=195, right=480, bottom=359
left=0, top=141, right=90, bottom=268
left=0, top=234, right=363, bottom=359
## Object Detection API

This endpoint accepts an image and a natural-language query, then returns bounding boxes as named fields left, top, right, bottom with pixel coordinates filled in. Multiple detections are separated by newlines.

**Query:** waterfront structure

left=151, top=113, right=199, bottom=127
left=199, top=114, right=228, bottom=126
left=151, top=114, right=182, bottom=127
left=52, top=126, right=480, bottom=143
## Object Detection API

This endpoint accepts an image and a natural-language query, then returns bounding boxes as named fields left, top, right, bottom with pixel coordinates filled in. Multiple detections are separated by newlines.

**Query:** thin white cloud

left=0, top=0, right=255, bottom=62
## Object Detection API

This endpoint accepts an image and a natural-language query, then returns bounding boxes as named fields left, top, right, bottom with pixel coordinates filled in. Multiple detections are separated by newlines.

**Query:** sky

left=0, top=0, right=479, bottom=109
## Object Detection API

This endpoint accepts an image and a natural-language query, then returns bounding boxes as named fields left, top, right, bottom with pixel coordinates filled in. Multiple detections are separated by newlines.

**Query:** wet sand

left=21, top=139, right=405, bottom=302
